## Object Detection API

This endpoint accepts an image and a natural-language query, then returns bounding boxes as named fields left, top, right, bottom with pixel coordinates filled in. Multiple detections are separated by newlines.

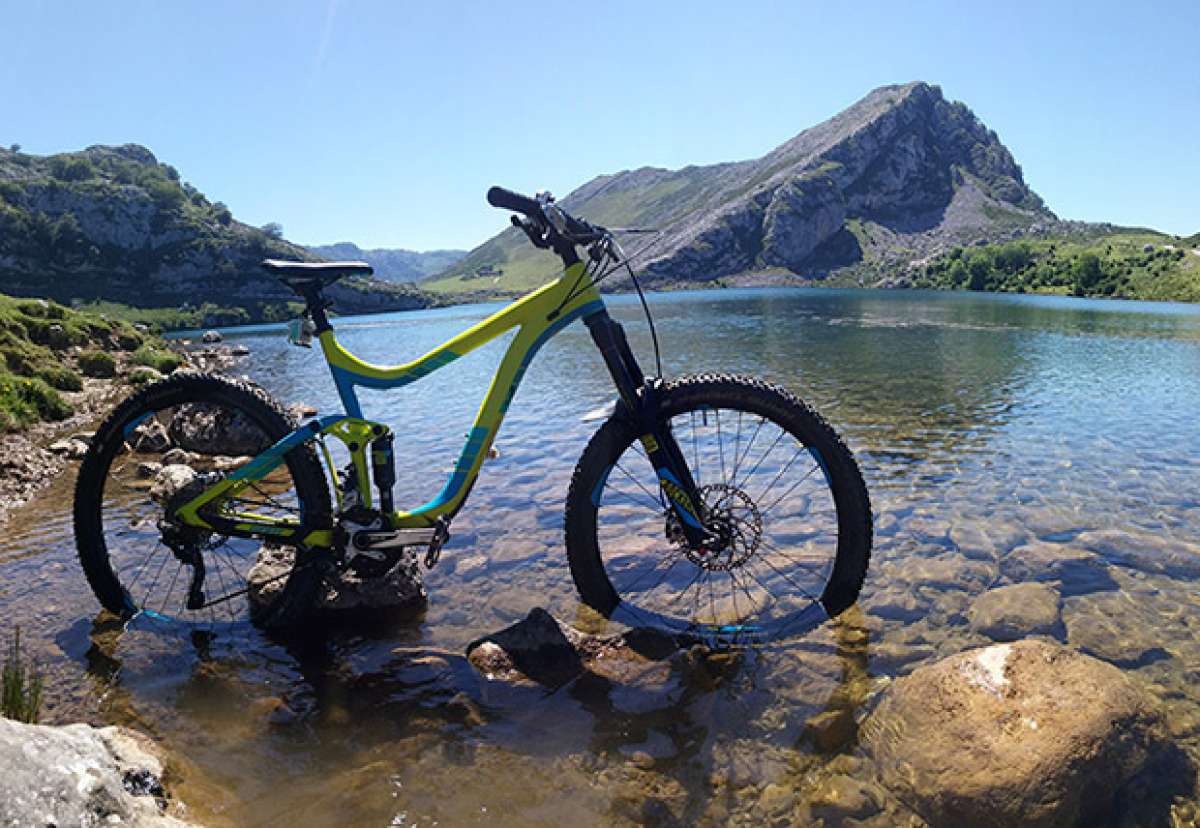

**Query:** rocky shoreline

left=0, top=340, right=245, bottom=529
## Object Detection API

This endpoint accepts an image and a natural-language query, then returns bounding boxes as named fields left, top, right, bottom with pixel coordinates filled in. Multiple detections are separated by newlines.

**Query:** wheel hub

left=667, top=483, right=763, bottom=572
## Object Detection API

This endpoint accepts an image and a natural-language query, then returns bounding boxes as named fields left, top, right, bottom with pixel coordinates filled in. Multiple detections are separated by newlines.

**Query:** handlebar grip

left=487, top=186, right=542, bottom=217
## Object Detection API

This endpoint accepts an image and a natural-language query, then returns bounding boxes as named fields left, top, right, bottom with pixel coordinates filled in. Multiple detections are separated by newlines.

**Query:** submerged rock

left=0, top=718, right=194, bottom=827
left=862, top=639, right=1164, bottom=827
left=247, top=544, right=426, bottom=616
left=968, top=582, right=1061, bottom=641
left=465, top=608, right=694, bottom=695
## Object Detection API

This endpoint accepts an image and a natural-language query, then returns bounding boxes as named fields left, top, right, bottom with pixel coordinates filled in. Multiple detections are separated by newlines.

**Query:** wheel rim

left=94, top=399, right=310, bottom=628
left=593, top=405, right=840, bottom=643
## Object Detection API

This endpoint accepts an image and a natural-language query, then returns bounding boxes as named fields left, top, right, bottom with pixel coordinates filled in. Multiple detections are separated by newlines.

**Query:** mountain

left=307, top=242, right=465, bottom=283
left=0, top=144, right=429, bottom=325
left=433, top=82, right=1056, bottom=293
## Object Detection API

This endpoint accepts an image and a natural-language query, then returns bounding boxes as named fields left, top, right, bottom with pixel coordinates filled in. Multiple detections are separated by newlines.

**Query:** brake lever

left=511, top=214, right=550, bottom=249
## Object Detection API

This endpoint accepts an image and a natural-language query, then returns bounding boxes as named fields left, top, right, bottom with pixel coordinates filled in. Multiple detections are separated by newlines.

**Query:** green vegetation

left=2, top=627, right=43, bottom=724
left=77, top=350, right=116, bottom=378
left=910, top=230, right=1200, bottom=302
left=0, top=375, right=71, bottom=431
left=131, top=344, right=182, bottom=374
left=0, top=291, right=161, bottom=431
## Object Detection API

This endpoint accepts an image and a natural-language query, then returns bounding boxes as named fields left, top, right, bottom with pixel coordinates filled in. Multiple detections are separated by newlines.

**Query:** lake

left=5, top=286, right=1200, bottom=825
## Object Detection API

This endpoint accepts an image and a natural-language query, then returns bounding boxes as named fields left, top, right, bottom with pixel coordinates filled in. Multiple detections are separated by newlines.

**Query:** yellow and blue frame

left=176, top=264, right=605, bottom=547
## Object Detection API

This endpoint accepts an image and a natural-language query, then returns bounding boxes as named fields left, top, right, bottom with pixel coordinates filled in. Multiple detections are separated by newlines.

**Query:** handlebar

left=486, top=186, right=542, bottom=217
left=487, top=185, right=608, bottom=252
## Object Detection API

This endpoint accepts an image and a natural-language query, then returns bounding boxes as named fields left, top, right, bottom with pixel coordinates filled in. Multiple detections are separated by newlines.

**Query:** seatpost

left=301, top=286, right=333, bottom=334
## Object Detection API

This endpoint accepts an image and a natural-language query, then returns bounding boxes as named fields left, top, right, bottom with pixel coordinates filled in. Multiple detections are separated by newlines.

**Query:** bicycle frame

left=175, top=264, right=606, bottom=546
left=175, top=260, right=711, bottom=553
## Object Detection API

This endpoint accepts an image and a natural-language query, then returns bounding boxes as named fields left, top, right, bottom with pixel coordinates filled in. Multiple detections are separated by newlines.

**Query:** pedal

left=424, top=518, right=450, bottom=569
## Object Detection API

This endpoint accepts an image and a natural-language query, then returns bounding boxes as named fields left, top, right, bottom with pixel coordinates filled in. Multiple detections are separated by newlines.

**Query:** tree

left=967, top=253, right=991, bottom=291
left=8, top=144, right=20, bottom=153
left=261, top=222, right=284, bottom=239
left=1072, top=252, right=1104, bottom=294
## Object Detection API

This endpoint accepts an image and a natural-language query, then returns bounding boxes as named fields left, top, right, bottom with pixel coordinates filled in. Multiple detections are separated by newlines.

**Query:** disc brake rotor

left=666, top=483, right=763, bottom=572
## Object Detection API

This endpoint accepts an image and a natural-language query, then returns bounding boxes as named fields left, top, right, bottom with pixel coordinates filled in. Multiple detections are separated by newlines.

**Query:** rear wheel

left=73, top=372, right=332, bottom=629
left=565, top=374, right=872, bottom=644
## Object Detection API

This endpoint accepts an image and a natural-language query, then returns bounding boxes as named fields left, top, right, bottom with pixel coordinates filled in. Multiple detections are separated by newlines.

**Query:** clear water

left=5, top=287, right=1200, bottom=825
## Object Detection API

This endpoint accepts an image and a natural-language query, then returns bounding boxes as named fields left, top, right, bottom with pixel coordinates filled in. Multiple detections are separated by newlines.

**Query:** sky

left=3, top=0, right=1198, bottom=251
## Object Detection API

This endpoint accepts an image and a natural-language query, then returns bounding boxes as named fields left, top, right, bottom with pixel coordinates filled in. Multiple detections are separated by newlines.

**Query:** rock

left=128, top=366, right=166, bottom=386
left=1073, top=528, right=1200, bottom=580
left=999, top=541, right=1113, bottom=595
left=161, top=447, right=200, bottom=466
left=466, top=607, right=682, bottom=690
left=288, top=402, right=318, bottom=420
left=136, top=460, right=163, bottom=479
left=862, top=640, right=1164, bottom=827
left=201, top=329, right=222, bottom=343
left=968, top=582, right=1061, bottom=641
left=48, top=437, right=89, bottom=458
left=73, top=430, right=96, bottom=444
left=0, top=718, right=194, bottom=827
left=149, top=464, right=197, bottom=505
left=169, top=402, right=270, bottom=456
left=810, top=774, right=882, bottom=823
left=1061, top=590, right=1168, bottom=667
left=802, top=707, right=858, bottom=753
left=229, top=343, right=250, bottom=356
left=128, top=419, right=171, bottom=452
left=246, top=544, right=426, bottom=616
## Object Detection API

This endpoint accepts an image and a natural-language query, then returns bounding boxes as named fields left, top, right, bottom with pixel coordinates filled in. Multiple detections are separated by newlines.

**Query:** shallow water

left=5, top=287, right=1200, bottom=825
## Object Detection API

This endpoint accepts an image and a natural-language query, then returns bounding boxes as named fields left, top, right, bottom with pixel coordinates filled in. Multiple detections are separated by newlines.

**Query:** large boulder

left=0, top=718, right=194, bottom=827
left=862, top=639, right=1164, bottom=827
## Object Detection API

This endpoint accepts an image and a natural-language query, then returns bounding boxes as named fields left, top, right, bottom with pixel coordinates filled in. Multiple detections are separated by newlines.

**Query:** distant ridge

left=436, top=82, right=1055, bottom=291
left=307, top=242, right=465, bottom=283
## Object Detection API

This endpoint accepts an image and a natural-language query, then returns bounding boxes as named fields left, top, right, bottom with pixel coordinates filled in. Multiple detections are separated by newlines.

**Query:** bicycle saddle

left=261, top=259, right=374, bottom=287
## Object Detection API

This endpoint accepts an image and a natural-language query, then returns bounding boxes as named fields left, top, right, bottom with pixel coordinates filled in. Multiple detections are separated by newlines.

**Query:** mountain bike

left=73, top=186, right=872, bottom=643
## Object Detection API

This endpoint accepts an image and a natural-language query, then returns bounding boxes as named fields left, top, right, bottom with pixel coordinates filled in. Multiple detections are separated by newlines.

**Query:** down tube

left=400, top=299, right=604, bottom=524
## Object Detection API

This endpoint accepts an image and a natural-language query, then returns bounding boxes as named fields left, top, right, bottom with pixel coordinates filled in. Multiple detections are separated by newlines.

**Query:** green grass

left=131, top=344, right=183, bottom=374
left=0, top=374, right=71, bottom=431
left=0, top=291, right=179, bottom=432
left=77, top=350, right=116, bottom=378
left=2, top=627, right=43, bottom=724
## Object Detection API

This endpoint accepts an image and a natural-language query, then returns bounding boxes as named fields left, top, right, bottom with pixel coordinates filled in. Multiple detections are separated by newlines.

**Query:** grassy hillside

left=903, top=228, right=1200, bottom=302
left=0, top=292, right=171, bottom=431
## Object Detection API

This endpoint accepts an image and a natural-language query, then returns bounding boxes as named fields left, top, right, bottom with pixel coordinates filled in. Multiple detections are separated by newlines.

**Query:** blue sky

left=3, top=1, right=1198, bottom=250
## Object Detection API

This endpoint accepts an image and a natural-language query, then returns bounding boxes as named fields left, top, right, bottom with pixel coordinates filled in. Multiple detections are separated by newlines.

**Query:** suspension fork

left=584, top=311, right=710, bottom=547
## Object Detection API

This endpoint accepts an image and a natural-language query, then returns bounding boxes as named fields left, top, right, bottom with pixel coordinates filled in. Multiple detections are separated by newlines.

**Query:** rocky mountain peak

left=446, top=82, right=1053, bottom=289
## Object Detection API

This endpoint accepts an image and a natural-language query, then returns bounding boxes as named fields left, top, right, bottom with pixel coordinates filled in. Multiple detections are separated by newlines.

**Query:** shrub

left=127, top=366, right=164, bottom=386
left=132, top=345, right=182, bottom=374
left=78, top=350, right=116, bottom=378
left=2, top=627, right=44, bottom=723
left=48, top=155, right=96, bottom=182
left=40, top=364, right=83, bottom=391
left=261, top=222, right=284, bottom=239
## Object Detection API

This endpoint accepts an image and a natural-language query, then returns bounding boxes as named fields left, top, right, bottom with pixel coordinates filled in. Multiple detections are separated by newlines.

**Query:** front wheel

left=565, top=374, right=872, bottom=644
